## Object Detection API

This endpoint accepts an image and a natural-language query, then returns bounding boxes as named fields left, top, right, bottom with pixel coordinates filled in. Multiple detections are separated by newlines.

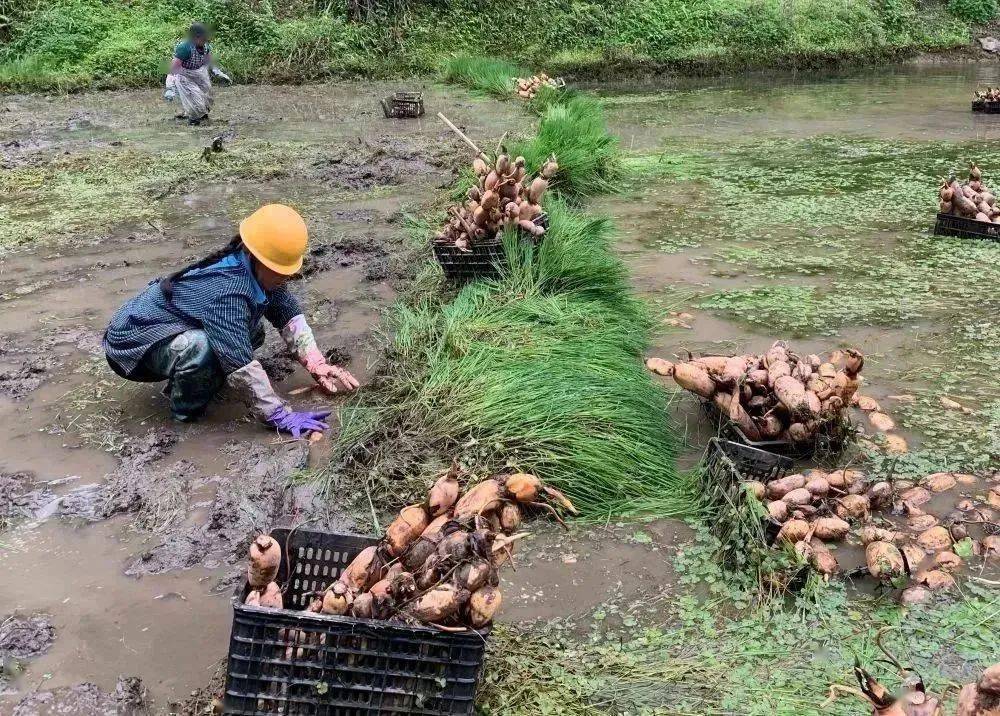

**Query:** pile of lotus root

left=514, top=73, right=563, bottom=99
left=244, top=464, right=576, bottom=630
left=646, top=341, right=863, bottom=444
left=973, top=87, right=1000, bottom=102
left=739, top=464, right=999, bottom=598
left=433, top=153, right=556, bottom=250
left=938, top=164, right=1000, bottom=224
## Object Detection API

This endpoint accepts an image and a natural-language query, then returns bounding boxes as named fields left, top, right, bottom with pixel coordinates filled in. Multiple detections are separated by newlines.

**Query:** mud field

left=2, top=64, right=1000, bottom=714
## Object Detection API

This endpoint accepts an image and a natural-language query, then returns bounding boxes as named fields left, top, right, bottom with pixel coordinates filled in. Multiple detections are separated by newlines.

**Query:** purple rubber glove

left=266, top=406, right=332, bottom=438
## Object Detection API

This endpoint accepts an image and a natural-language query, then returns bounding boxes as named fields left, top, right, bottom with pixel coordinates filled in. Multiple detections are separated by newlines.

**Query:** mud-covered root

left=454, top=479, right=503, bottom=519
left=256, top=581, right=284, bottom=609
left=408, top=584, right=470, bottom=623
left=384, top=504, right=430, bottom=557
left=427, top=461, right=461, bottom=516
left=866, top=541, right=905, bottom=582
left=247, top=534, right=282, bottom=588
left=321, top=581, right=353, bottom=616
left=340, top=545, right=387, bottom=592
left=467, top=585, right=502, bottom=628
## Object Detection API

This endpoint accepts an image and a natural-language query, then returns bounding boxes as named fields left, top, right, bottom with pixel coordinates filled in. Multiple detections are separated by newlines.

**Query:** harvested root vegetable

left=340, top=546, right=385, bottom=592
left=812, top=517, right=850, bottom=541
left=409, top=584, right=469, bottom=623
left=321, top=581, right=353, bottom=616
left=867, top=482, right=892, bottom=509
left=782, top=488, right=813, bottom=506
left=455, top=480, right=503, bottom=519
left=773, top=375, right=809, bottom=415
left=933, top=551, right=962, bottom=571
left=777, top=519, right=811, bottom=544
left=835, top=494, right=871, bottom=522
left=805, top=477, right=830, bottom=497
left=866, top=541, right=905, bottom=581
left=467, top=585, right=502, bottom=628
left=672, top=362, right=716, bottom=398
left=499, top=502, right=522, bottom=532
left=645, top=357, right=674, bottom=376
left=505, top=473, right=541, bottom=503
left=248, top=534, right=282, bottom=589
left=767, top=474, right=806, bottom=500
left=258, top=582, right=283, bottom=609
left=428, top=463, right=461, bottom=516
left=918, top=569, right=955, bottom=591
left=901, top=486, right=931, bottom=506
left=385, top=505, right=430, bottom=557
left=984, top=535, right=1000, bottom=558
left=743, top=481, right=766, bottom=500
left=767, top=500, right=789, bottom=522
left=916, top=526, right=952, bottom=551
left=901, top=543, right=927, bottom=571
left=352, top=592, right=373, bottom=619
left=809, top=541, right=839, bottom=576
left=908, top=514, right=938, bottom=531
left=244, top=590, right=261, bottom=607
left=456, top=560, right=493, bottom=592
left=860, top=525, right=897, bottom=545
left=925, top=473, right=957, bottom=493
left=883, top=434, right=908, bottom=454
left=868, top=412, right=895, bottom=432
left=855, top=395, right=881, bottom=411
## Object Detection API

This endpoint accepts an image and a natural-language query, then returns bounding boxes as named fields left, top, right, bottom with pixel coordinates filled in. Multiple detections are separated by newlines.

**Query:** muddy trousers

left=139, top=327, right=264, bottom=421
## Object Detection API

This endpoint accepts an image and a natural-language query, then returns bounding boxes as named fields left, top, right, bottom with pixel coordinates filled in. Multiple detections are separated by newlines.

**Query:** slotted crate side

left=224, top=529, right=486, bottom=715
left=700, top=399, right=845, bottom=458
left=433, top=239, right=507, bottom=283
left=933, top=212, right=1000, bottom=242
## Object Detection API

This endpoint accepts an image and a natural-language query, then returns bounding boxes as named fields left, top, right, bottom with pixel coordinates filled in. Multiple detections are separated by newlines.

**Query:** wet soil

left=0, top=81, right=522, bottom=711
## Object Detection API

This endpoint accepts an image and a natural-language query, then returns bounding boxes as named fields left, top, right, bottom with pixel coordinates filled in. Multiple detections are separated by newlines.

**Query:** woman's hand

left=310, top=363, right=359, bottom=394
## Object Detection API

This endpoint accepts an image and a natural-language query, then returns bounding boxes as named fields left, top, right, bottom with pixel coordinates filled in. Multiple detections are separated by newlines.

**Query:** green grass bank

left=324, top=66, right=692, bottom=521
left=0, top=0, right=978, bottom=92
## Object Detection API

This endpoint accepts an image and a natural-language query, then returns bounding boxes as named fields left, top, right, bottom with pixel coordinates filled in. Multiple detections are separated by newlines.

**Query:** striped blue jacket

left=103, top=250, right=301, bottom=376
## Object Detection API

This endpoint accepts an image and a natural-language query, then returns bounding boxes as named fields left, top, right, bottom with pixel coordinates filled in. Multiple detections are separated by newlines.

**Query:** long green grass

left=327, top=87, right=692, bottom=521
left=0, top=0, right=973, bottom=92
left=439, top=55, right=525, bottom=98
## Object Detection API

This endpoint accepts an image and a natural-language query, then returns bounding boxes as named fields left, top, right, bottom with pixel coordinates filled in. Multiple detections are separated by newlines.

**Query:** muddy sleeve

left=199, top=290, right=257, bottom=374
left=264, top=287, right=302, bottom=329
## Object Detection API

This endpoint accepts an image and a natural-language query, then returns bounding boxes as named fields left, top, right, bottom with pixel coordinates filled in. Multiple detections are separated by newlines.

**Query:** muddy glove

left=266, top=407, right=331, bottom=438
left=211, top=66, right=232, bottom=84
left=163, top=74, right=176, bottom=102
left=227, top=359, right=285, bottom=421
left=281, top=315, right=360, bottom=394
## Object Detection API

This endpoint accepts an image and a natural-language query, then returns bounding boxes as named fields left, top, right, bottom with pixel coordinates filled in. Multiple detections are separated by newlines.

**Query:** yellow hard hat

left=239, top=204, right=308, bottom=275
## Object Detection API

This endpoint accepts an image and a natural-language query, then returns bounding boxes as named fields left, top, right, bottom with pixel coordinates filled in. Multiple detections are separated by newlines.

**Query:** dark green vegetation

left=328, top=78, right=692, bottom=520
left=0, top=0, right=979, bottom=92
left=479, top=531, right=999, bottom=715
left=948, top=0, right=998, bottom=23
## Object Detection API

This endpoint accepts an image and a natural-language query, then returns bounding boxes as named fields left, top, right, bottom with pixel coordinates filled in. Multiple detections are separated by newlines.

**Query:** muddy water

left=0, top=81, right=522, bottom=712
left=599, top=63, right=1000, bottom=580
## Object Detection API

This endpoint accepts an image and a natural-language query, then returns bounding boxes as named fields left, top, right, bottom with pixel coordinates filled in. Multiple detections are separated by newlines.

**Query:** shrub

left=947, top=0, right=997, bottom=23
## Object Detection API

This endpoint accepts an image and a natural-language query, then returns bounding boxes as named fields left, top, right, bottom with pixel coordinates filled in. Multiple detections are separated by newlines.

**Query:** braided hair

left=159, top=236, right=243, bottom=301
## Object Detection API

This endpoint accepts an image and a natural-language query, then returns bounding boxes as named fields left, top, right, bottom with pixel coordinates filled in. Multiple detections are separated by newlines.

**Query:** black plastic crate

left=432, top=237, right=507, bottom=283
left=971, top=100, right=1000, bottom=113
left=381, top=92, right=425, bottom=119
left=933, top=212, right=1000, bottom=242
left=432, top=215, right=548, bottom=284
left=224, top=528, right=487, bottom=715
left=701, top=439, right=805, bottom=584
left=700, top=399, right=844, bottom=458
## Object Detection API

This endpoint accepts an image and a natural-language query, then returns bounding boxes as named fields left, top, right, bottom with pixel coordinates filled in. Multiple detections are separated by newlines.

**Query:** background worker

left=163, top=22, right=231, bottom=125
left=103, top=204, right=359, bottom=437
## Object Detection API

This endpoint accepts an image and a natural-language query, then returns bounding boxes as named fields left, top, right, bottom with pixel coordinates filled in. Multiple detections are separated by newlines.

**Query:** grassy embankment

left=326, top=59, right=692, bottom=519
left=0, top=0, right=979, bottom=92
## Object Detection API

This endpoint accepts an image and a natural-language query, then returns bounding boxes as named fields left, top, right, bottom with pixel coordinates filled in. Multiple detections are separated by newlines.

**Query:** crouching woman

left=103, top=204, right=358, bottom=437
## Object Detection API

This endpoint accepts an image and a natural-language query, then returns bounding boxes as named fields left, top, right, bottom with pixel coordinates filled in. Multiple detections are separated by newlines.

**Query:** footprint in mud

left=0, top=614, right=55, bottom=692
left=0, top=472, right=55, bottom=532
